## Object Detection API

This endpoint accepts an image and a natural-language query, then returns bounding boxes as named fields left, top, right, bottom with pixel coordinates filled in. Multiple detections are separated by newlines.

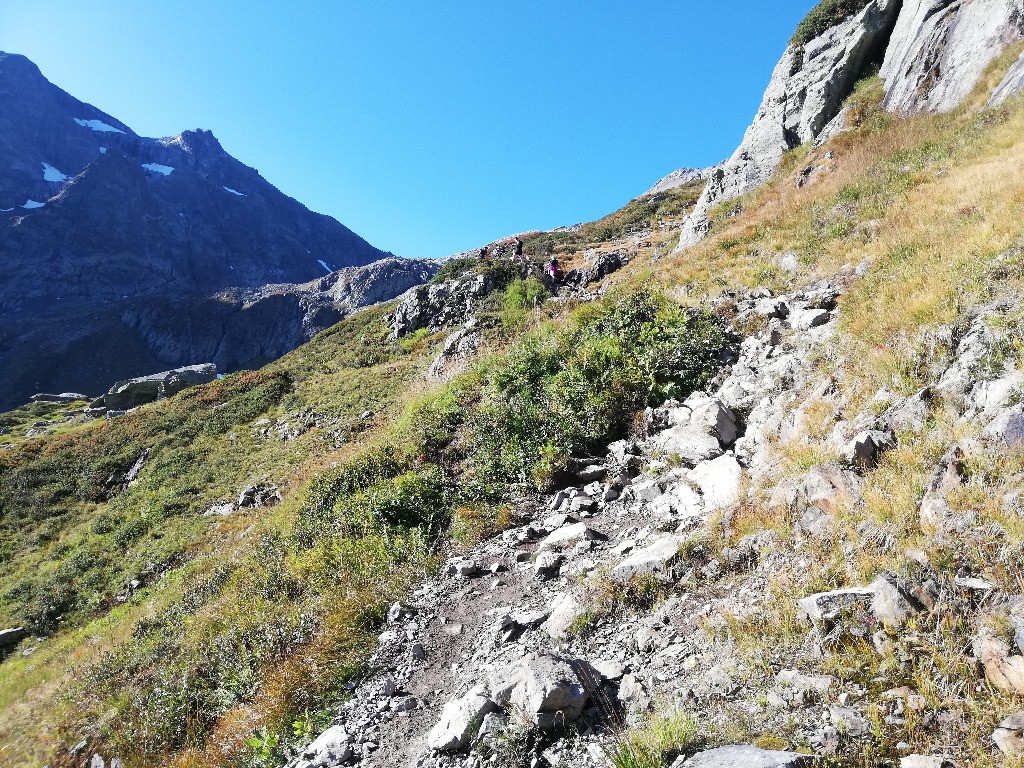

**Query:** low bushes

left=791, top=0, right=872, bottom=47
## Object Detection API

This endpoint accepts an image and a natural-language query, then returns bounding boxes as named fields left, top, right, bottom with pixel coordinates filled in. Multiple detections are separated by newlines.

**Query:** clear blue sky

left=0, top=1, right=817, bottom=259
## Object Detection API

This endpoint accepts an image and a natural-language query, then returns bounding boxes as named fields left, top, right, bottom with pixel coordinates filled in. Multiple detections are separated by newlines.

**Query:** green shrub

left=791, top=0, right=872, bottom=46
left=504, top=277, right=550, bottom=312
left=430, top=257, right=476, bottom=284
left=466, top=289, right=725, bottom=490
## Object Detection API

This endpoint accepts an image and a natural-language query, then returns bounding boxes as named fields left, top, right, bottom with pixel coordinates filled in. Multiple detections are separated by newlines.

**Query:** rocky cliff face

left=881, top=0, right=1024, bottom=113
left=0, top=257, right=440, bottom=407
left=676, top=0, right=901, bottom=249
left=676, top=0, right=1024, bottom=251
left=0, top=52, right=434, bottom=409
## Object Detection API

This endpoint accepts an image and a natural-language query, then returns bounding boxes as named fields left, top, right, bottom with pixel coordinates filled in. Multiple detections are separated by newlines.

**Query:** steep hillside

left=5, top=4, right=1024, bottom=768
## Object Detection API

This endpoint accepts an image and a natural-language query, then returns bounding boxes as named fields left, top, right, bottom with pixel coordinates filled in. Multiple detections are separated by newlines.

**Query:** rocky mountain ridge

left=0, top=52, right=432, bottom=409
left=676, top=0, right=1024, bottom=250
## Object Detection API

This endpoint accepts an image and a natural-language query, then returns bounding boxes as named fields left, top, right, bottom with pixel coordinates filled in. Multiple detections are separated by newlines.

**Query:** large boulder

left=30, top=392, right=90, bottom=403
left=676, top=0, right=901, bottom=248
left=652, top=425, right=723, bottom=465
left=611, top=535, right=684, bottom=583
left=0, top=626, right=27, bottom=655
left=994, top=711, right=1024, bottom=756
left=881, top=0, right=1024, bottom=114
left=426, top=326, right=481, bottom=380
left=488, top=652, right=600, bottom=731
left=427, top=685, right=499, bottom=752
left=98, top=363, right=216, bottom=410
left=688, top=455, right=743, bottom=511
left=543, top=590, right=590, bottom=639
left=975, top=627, right=1024, bottom=695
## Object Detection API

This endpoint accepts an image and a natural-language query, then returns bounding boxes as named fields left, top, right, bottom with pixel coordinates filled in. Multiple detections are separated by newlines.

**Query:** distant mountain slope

left=0, top=52, right=416, bottom=408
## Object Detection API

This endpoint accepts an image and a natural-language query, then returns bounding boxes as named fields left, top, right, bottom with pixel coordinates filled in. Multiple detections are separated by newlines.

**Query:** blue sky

left=0, top=1, right=817, bottom=259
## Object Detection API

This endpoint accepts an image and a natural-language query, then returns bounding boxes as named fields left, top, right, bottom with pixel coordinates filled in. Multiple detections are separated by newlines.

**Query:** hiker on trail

left=478, top=246, right=488, bottom=260
left=547, top=256, right=560, bottom=283
left=513, top=238, right=523, bottom=259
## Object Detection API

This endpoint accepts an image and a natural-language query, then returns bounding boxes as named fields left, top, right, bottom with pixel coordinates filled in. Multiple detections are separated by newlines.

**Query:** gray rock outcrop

left=390, top=273, right=492, bottom=339
left=95, top=363, right=216, bottom=411
left=676, top=0, right=900, bottom=249
left=881, top=0, right=1024, bottom=114
left=643, top=165, right=718, bottom=196
left=989, top=50, right=1024, bottom=107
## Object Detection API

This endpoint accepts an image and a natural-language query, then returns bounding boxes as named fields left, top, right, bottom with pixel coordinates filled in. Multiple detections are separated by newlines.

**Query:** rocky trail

left=287, top=271, right=872, bottom=768
left=282, top=242, right=1024, bottom=768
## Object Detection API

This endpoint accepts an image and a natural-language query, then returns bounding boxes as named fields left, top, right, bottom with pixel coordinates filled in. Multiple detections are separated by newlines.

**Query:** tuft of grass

left=604, top=710, right=700, bottom=768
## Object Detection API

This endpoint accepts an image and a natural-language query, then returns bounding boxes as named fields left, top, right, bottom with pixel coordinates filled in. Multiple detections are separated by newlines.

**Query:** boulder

left=881, top=0, right=1024, bottom=114
left=651, top=482, right=704, bottom=522
left=0, top=627, right=27, bottom=653
left=390, top=273, right=492, bottom=339
left=688, top=455, right=743, bottom=511
left=427, top=326, right=481, bottom=380
left=488, top=653, right=599, bottom=731
left=538, top=523, right=604, bottom=552
left=840, top=429, right=895, bottom=468
left=543, top=591, right=589, bottom=639
left=427, top=685, right=499, bottom=752
left=534, top=552, right=565, bottom=581
left=798, top=576, right=920, bottom=632
left=611, top=535, right=683, bottom=583
left=687, top=396, right=738, bottom=446
left=792, top=308, right=831, bottom=330
left=30, top=392, right=91, bottom=403
left=237, top=484, right=280, bottom=508
left=994, top=711, right=1024, bottom=756
left=101, top=364, right=216, bottom=410
left=673, top=745, right=814, bottom=767
left=974, top=628, right=1024, bottom=695
left=303, top=725, right=353, bottom=759
left=985, top=407, right=1024, bottom=448
left=869, top=575, right=917, bottom=628
left=798, top=586, right=876, bottom=624
left=565, top=251, right=629, bottom=286
left=652, top=425, right=723, bottom=465
left=772, top=669, right=835, bottom=707
left=900, top=757, right=951, bottom=768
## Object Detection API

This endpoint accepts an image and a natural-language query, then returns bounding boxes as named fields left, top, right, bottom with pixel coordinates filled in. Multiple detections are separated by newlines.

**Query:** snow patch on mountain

left=42, top=163, right=68, bottom=182
left=223, top=186, right=246, bottom=196
left=142, top=163, right=174, bottom=176
left=318, top=260, right=333, bottom=273
left=73, top=117, right=124, bottom=134
left=22, top=199, right=45, bottom=209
